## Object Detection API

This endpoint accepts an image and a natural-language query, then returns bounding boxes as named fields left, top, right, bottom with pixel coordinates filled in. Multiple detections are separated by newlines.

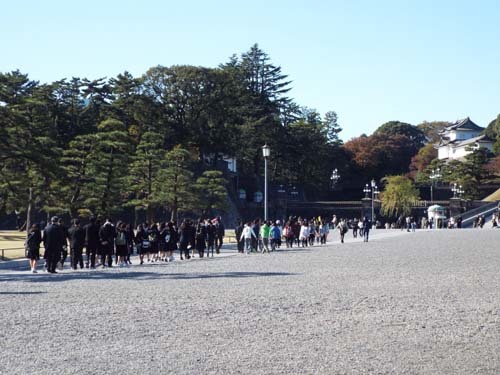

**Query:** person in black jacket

left=206, top=220, right=216, bottom=257
left=195, top=218, right=207, bottom=258
left=147, top=223, right=160, bottom=262
left=68, top=218, right=86, bottom=270
left=99, top=219, right=116, bottom=267
left=158, top=222, right=168, bottom=261
left=58, top=218, right=69, bottom=270
left=235, top=220, right=244, bottom=253
left=84, top=217, right=100, bottom=269
left=26, top=223, right=42, bottom=273
left=215, top=217, right=225, bottom=254
left=43, top=216, right=66, bottom=273
left=178, top=220, right=193, bottom=260
left=125, top=223, right=135, bottom=265
left=165, top=221, right=177, bottom=262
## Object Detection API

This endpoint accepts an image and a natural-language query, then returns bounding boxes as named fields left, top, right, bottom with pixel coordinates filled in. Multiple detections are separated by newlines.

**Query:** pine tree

left=126, top=131, right=165, bottom=222
left=83, top=118, right=131, bottom=216
left=155, top=146, right=197, bottom=221
left=194, top=170, right=228, bottom=217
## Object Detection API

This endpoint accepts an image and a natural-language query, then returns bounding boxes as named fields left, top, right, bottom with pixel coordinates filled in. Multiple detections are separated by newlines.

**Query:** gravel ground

left=0, top=229, right=499, bottom=375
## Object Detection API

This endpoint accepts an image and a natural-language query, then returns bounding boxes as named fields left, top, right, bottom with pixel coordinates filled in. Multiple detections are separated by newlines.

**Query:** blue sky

left=2, top=0, right=499, bottom=140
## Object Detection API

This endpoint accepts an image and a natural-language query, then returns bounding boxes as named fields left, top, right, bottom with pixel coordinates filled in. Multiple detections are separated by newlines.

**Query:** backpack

left=115, top=231, right=126, bottom=246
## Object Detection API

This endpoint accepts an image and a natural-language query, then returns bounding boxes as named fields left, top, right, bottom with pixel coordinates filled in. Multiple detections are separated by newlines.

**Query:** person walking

left=178, top=220, right=193, bottom=260
left=68, top=218, right=86, bottom=270
left=215, top=217, right=225, bottom=254
left=114, top=222, right=128, bottom=267
left=26, top=223, right=42, bottom=273
left=235, top=220, right=244, bottom=254
left=319, top=221, right=329, bottom=244
left=269, top=222, right=281, bottom=251
left=165, top=221, right=177, bottom=262
left=147, top=223, right=160, bottom=262
left=352, top=218, right=358, bottom=238
left=125, top=223, right=135, bottom=265
left=284, top=221, right=294, bottom=248
left=240, top=222, right=256, bottom=255
left=84, top=217, right=100, bottom=269
left=299, top=221, right=309, bottom=247
left=206, top=220, right=216, bottom=257
left=362, top=216, right=371, bottom=242
left=260, top=221, right=271, bottom=253
left=195, top=219, right=207, bottom=258
left=43, top=216, right=66, bottom=274
left=158, top=222, right=168, bottom=261
left=57, top=218, right=69, bottom=270
left=251, top=219, right=260, bottom=252
left=337, top=219, right=348, bottom=243
left=99, top=219, right=116, bottom=268
left=136, top=223, right=149, bottom=265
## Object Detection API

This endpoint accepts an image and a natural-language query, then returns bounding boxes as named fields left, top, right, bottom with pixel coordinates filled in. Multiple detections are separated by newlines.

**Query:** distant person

left=205, top=219, right=216, bottom=257
left=269, top=222, right=281, bottom=251
left=362, top=216, right=372, bottom=242
left=68, top=218, right=85, bottom=270
left=58, top=218, right=69, bottom=270
left=240, top=222, right=256, bottom=255
left=26, top=223, right=42, bottom=273
left=215, top=217, right=225, bottom=254
left=84, top=216, right=100, bottom=269
left=178, top=220, right=193, bottom=260
left=234, top=220, right=244, bottom=253
left=43, top=216, right=66, bottom=274
left=337, top=219, right=348, bottom=243
left=165, top=221, right=177, bottom=262
left=114, top=222, right=128, bottom=267
left=99, top=219, right=116, bottom=267
left=195, top=219, right=207, bottom=258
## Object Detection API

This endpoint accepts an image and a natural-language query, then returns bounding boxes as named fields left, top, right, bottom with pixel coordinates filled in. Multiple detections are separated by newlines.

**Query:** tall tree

left=83, top=118, right=131, bottom=216
left=194, top=170, right=228, bottom=217
left=126, top=131, right=165, bottom=222
left=323, top=111, right=342, bottom=145
left=155, top=146, right=197, bottom=221
left=380, top=176, right=420, bottom=217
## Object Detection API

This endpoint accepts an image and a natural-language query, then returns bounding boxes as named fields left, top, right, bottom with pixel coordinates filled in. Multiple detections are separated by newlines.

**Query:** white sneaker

left=32, top=269, right=37, bottom=274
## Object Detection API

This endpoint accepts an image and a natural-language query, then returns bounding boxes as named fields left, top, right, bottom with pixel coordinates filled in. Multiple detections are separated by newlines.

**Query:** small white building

left=437, top=118, right=494, bottom=160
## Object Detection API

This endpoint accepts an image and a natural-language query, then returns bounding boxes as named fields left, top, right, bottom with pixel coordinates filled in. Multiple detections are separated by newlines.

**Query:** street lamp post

left=262, top=144, right=270, bottom=221
left=451, top=183, right=464, bottom=199
left=362, top=180, right=378, bottom=223
left=330, top=168, right=340, bottom=188
left=429, top=168, right=441, bottom=203
left=370, top=179, right=379, bottom=224
left=363, top=184, right=371, bottom=198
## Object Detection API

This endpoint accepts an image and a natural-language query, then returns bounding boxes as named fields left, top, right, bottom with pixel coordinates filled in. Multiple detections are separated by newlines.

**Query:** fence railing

left=0, top=247, right=26, bottom=261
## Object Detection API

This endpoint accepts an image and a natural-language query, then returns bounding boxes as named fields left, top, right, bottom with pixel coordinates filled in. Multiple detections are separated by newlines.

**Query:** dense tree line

left=1, top=43, right=498, bottom=225
left=0, top=44, right=342, bottom=225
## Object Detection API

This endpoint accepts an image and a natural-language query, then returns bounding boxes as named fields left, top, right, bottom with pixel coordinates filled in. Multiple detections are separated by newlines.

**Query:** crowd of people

left=24, top=216, right=225, bottom=274
left=23, top=208, right=498, bottom=274
left=23, top=214, right=376, bottom=274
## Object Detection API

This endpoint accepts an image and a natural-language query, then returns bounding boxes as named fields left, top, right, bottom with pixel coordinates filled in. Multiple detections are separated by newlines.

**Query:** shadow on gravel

left=0, top=271, right=297, bottom=283
left=0, top=291, right=46, bottom=295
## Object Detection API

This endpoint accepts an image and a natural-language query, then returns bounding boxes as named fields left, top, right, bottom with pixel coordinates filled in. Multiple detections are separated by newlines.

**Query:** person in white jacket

left=299, top=221, right=309, bottom=247
left=240, top=222, right=257, bottom=254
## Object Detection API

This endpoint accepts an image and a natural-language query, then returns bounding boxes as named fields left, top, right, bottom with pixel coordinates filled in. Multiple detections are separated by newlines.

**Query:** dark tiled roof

left=439, top=117, right=484, bottom=133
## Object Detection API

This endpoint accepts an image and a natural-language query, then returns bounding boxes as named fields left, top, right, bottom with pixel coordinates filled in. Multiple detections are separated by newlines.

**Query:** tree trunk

left=26, top=187, right=33, bottom=236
